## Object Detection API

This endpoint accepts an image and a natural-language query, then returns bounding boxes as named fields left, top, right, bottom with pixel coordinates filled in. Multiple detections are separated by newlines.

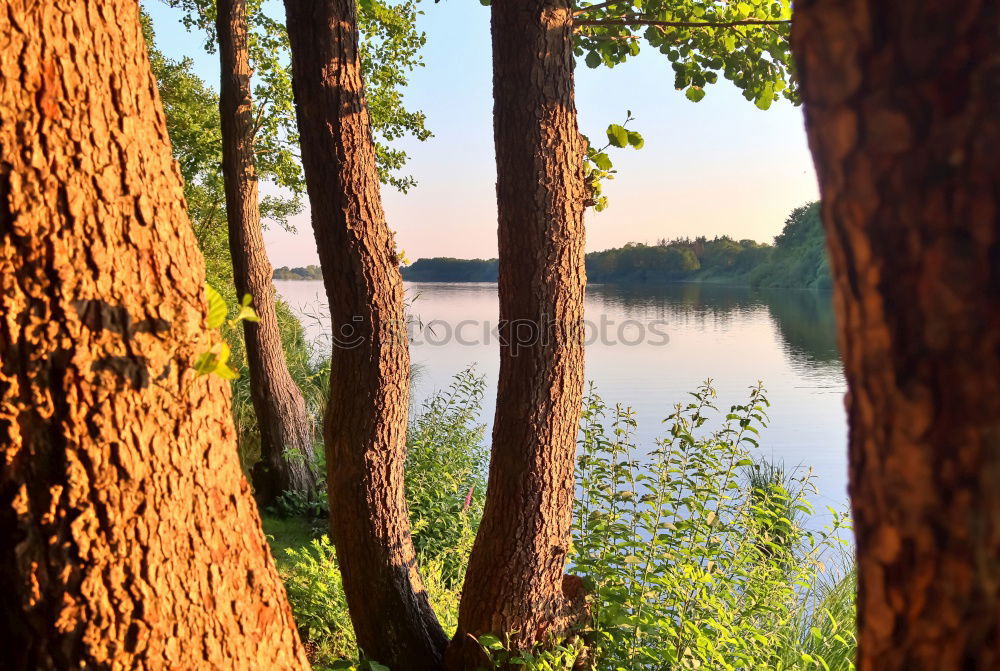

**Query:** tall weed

left=571, top=382, right=853, bottom=671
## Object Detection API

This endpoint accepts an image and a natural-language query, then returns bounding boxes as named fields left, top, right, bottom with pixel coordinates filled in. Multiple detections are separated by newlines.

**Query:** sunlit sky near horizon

left=145, top=0, right=820, bottom=268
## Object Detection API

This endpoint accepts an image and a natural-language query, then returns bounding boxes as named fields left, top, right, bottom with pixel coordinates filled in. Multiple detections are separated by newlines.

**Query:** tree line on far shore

left=274, top=264, right=324, bottom=280
left=402, top=202, right=829, bottom=289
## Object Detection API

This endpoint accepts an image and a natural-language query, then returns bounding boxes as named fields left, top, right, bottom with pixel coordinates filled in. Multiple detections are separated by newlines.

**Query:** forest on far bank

left=274, top=265, right=324, bottom=280
left=398, top=202, right=830, bottom=290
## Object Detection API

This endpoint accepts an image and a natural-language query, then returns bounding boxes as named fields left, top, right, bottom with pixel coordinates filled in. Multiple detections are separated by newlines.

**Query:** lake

left=276, top=280, right=849, bottom=522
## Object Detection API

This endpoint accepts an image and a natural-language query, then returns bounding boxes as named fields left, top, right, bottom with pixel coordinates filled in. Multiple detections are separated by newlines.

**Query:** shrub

left=281, top=535, right=464, bottom=668
left=405, top=367, right=488, bottom=585
left=277, top=368, right=487, bottom=667
left=571, top=382, right=853, bottom=671
left=282, top=536, right=356, bottom=663
left=275, top=375, right=856, bottom=671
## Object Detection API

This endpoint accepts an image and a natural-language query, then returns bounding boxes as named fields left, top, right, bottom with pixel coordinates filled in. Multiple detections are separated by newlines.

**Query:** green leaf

left=593, top=152, right=613, bottom=171
left=606, top=124, right=628, bottom=148
left=194, top=341, right=240, bottom=379
left=756, top=82, right=775, bottom=110
left=193, top=351, right=217, bottom=375
left=234, top=299, right=261, bottom=324
left=585, top=51, right=602, bottom=69
left=626, top=131, right=644, bottom=149
left=685, top=87, right=706, bottom=103
left=205, top=283, right=227, bottom=329
left=214, top=362, right=240, bottom=380
left=478, top=634, right=503, bottom=651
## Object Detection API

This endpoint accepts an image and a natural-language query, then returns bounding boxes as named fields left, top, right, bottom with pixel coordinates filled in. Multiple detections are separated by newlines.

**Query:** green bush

left=280, top=534, right=465, bottom=668
left=274, top=374, right=856, bottom=671
left=405, top=367, right=488, bottom=585
left=282, top=536, right=357, bottom=663
left=276, top=368, right=487, bottom=667
left=571, top=382, right=854, bottom=671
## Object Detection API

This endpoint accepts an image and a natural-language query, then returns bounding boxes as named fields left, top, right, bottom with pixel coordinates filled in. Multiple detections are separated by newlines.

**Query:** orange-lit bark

left=0, top=2, right=308, bottom=667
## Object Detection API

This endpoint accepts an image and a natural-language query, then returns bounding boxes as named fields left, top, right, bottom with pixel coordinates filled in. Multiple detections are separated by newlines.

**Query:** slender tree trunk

left=0, top=1, right=308, bottom=668
left=216, top=0, right=318, bottom=505
left=283, top=1, right=447, bottom=668
left=448, top=0, right=588, bottom=666
left=792, top=2, right=1000, bottom=670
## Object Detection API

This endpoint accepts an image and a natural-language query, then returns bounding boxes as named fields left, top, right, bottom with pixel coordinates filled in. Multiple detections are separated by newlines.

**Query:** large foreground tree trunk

left=793, top=2, right=1000, bottom=670
left=283, top=1, right=447, bottom=669
left=448, top=0, right=587, bottom=666
left=0, top=1, right=308, bottom=668
left=216, top=0, right=318, bottom=505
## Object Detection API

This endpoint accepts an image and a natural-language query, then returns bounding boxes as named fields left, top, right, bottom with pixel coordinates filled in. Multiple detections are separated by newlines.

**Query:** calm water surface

left=276, top=280, right=848, bottom=520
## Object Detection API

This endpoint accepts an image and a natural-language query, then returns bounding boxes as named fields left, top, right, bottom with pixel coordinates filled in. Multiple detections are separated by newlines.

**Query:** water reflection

left=276, top=280, right=849, bottom=517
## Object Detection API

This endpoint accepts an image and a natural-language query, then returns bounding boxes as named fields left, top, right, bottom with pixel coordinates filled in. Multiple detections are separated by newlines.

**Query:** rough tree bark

left=216, top=0, right=318, bottom=505
left=447, top=0, right=588, bottom=666
left=792, top=2, right=1000, bottom=670
left=0, top=1, right=308, bottom=668
left=283, top=1, right=447, bottom=669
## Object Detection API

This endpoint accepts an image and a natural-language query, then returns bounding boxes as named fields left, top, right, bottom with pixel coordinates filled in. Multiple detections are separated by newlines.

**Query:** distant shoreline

left=395, top=204, right=830, bottom=291
left=274, top=202, right=832, bottom=291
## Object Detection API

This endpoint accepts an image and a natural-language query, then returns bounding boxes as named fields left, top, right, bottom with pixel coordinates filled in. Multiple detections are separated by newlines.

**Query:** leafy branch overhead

left=584, top=111, right=644, bottom=212
left=574, top=0, right=794, bottom=110
left=156, top=0, right=430, bottom=195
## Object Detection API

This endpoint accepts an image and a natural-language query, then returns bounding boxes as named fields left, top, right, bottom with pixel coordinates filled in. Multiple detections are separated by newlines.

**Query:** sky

left=145, top=0, right=820, bottom=268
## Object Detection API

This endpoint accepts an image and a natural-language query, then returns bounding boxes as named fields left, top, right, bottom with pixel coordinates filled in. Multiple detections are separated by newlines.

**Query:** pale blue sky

left=145, top=0, right=819, bottom=267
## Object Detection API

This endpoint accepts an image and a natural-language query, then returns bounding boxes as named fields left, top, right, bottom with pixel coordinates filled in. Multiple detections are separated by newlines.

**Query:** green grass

left=262, top=514, right=316, bottom=570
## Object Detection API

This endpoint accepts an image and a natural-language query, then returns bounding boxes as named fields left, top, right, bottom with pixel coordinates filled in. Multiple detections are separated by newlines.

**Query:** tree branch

left=574, top=17, right=790, bottom=29
left=573, top=0, right=633, bottom=16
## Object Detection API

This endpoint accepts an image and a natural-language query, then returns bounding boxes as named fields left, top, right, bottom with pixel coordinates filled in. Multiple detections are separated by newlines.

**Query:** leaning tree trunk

left=216, top=0, right=318, bottom=505
left=447, top=0, right=588, bottom=666
left=0, top=1, right=308, bottom=668
left=283, top=1, right=447, bottom=669
left=792, top=2, right=1000, bottom=670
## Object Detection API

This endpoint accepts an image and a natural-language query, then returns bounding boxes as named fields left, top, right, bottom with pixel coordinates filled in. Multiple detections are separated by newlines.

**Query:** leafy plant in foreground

left=571, top=382, right=852, bottom=671
left=195, top=283, right=259, bottom=379
left=281, top=534, right=464, bottom=668
left=477, top=633, right=586, bottom=671
left=274, top=374, right=856, bottom=671
left=406, top=367, right=488, bottom=586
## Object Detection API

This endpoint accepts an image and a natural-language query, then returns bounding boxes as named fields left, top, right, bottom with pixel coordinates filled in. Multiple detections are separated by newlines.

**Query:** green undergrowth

left=262, top=372, right=856, bottom=671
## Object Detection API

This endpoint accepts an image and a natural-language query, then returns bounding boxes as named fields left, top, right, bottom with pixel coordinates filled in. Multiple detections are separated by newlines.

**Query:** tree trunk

left=447, top=0, right=588, bottom=666
left=792, top=2, right=1000, bottom=670
left=216, top=0, right=318, bottom=505
left=0, top=1, right=308, bottom=668
left=282, top=1, right=447, bottom=669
